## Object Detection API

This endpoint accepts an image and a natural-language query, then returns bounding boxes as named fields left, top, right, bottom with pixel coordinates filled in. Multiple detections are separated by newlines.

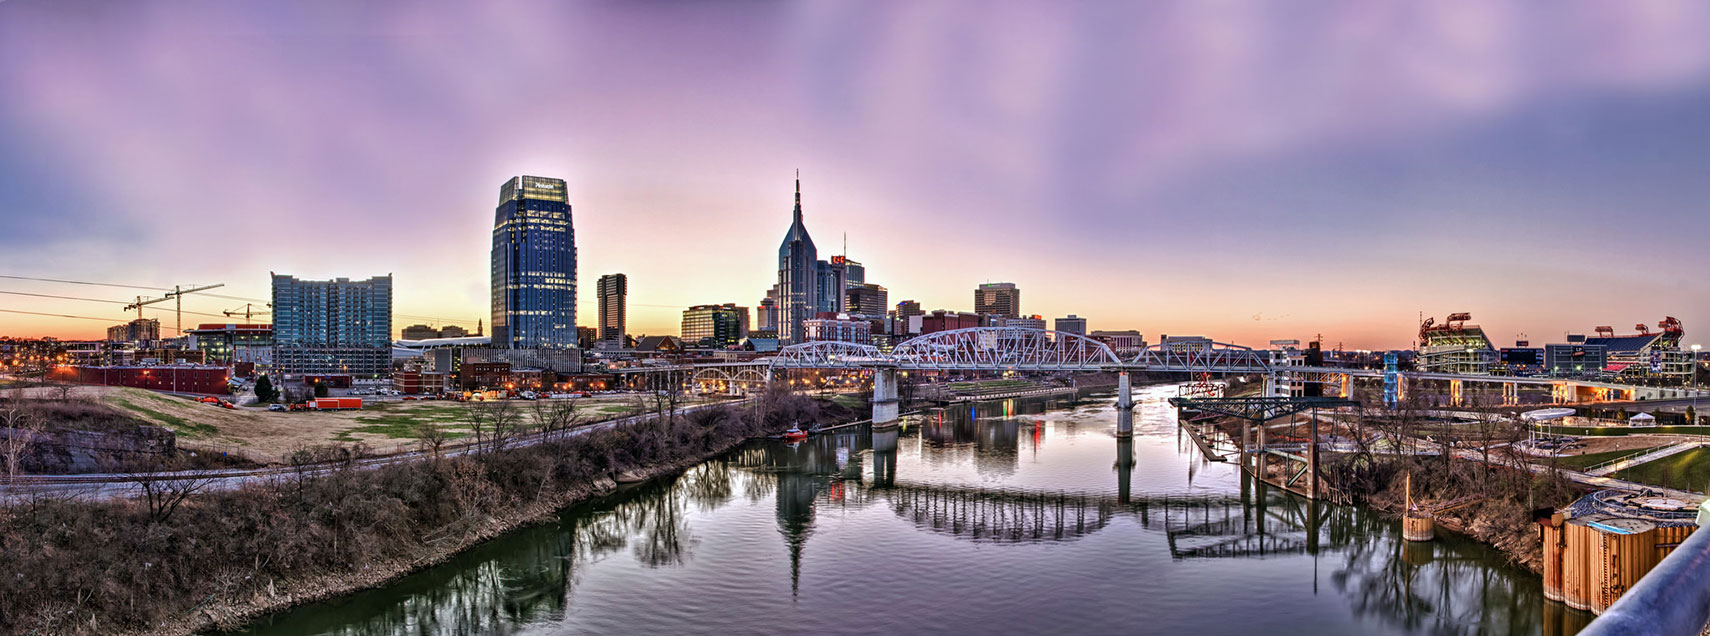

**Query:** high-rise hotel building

left=492, top=176, right=578, bottom=349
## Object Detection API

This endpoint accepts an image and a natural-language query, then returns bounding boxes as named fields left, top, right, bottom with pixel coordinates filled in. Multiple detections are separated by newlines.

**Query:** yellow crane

left=123, top=283, right=225, bottom=336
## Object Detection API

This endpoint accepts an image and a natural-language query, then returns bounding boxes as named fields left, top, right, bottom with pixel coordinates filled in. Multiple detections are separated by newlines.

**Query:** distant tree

left=253, top=375, right=276, bottom=403
left=313, top=382, right=329, bottom=398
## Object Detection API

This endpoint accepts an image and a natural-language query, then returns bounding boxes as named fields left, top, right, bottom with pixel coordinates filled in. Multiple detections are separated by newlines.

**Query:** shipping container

left=313, top=397, right=363, bottom=411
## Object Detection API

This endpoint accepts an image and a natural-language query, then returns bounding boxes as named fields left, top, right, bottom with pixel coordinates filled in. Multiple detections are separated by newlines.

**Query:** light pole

left=1692, top=344, right=1702, bottom=422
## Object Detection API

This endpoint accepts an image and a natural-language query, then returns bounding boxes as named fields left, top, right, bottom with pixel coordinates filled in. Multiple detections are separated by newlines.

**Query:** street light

left=1693, top=344, right=1702, bottom=421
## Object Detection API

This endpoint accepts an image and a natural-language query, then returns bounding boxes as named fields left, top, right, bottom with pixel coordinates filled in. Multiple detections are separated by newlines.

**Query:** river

left=224, top=384, right=1592, bottom=635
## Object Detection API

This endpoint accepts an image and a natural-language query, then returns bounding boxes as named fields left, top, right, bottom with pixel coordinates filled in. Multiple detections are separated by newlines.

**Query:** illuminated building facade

left=682, top=303, right=749, bottom=349
left=492, top=175, right=578, bottom=349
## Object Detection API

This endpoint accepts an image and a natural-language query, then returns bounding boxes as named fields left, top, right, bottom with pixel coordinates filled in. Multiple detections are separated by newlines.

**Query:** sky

left=3, top=0, right=1710, bottom=350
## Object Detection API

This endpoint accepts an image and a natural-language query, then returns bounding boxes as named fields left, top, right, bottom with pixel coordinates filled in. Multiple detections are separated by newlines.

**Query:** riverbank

left=0, top=391, right=857, bottom=636
left=1325, top=452, right=1580, bottom=574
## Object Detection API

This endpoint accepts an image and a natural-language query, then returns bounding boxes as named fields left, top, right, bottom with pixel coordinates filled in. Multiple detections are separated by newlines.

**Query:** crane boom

left=121, top=283, right=226, bottom=336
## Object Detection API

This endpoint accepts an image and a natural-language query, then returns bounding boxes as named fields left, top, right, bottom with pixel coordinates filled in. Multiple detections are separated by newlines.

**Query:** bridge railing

left=1578, top=511, right=1710, bottom=636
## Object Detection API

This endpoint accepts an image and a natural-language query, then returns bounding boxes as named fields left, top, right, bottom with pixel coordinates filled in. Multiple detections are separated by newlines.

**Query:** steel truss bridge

left=764, top=326, right=1693, bottom=405
left=768, top=327, right=1271, bottom=372
left=621, top=327, right=1692, bottom=415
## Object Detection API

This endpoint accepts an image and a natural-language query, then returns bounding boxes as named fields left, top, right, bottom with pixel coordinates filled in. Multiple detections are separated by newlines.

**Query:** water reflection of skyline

left=229, top=390, right=1569, bottom=636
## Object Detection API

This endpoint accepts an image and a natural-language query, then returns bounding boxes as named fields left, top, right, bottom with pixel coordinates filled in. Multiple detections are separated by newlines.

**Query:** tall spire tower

left=776, top=171, right=818, bottom=343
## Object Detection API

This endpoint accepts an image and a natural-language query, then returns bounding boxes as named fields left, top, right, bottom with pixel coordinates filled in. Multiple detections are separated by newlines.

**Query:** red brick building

left=49, top=365, right=230, bottom=395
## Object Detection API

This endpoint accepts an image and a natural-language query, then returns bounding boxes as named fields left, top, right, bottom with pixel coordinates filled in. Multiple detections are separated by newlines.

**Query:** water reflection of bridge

left=726, top=412, right=1357, bottom=556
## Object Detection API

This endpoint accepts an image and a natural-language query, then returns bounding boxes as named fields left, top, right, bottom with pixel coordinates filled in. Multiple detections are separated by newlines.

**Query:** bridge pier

left=872, top=367, right=900, bottom=429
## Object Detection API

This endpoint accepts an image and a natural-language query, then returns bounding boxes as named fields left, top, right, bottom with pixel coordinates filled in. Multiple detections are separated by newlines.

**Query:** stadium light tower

left=1692, top=344, right=1702, bottom=419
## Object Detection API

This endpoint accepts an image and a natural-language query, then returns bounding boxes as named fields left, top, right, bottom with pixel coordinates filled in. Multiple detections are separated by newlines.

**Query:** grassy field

left=1534, top=425, right=1710, bottom=437
left=77, top=387, right=691, bottom=460
left=102, top=390, right=219, bottom=438
left=332, top=402, right=471, bottom=442
left=1610, top=447, right=1710, bottom=492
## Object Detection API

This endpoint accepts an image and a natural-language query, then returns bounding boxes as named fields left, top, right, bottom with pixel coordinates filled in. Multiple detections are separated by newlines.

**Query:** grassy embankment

left=1609, top=447, right=1710, bottom=492
left=0, top=390, right=852, bottom=636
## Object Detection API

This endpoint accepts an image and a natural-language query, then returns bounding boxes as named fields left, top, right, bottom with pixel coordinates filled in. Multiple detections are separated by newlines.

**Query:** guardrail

left=1582, top=444, right=1678, bottom=475
left=1579, top=514, right=1710, bottom=636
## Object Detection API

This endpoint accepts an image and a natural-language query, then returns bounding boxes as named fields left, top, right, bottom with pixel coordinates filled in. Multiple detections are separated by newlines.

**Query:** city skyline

left=6, top=2, right=1710, bottom=349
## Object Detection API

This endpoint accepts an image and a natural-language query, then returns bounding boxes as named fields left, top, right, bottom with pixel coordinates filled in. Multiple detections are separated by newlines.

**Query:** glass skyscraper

left=270, top=273, right=393, bottom=377
left=491, top=176, right=578, bottom=349
left=777, top=177, right=818, bottom=343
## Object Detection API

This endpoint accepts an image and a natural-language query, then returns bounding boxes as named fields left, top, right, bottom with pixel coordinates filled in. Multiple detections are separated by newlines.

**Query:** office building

left=975, top=282, right=1020, bottom=318
left=492, top=175, right=578, bottom=349
left=776, top=176, right=819, bottom=343
left=682, top=303, right=749, bottom=349
left=846, top=283, right=888, bottom=317
left=1055, top=315, right=1088, bottom=336
left=439, top=325, right=469, bottom=338
left=271, top=273, right=393, bottom=377
left=831, top=255, right=863, bottom=288
left=597, top=273, right=627, bottom=344
left=815, top=260, right=843, bottom=314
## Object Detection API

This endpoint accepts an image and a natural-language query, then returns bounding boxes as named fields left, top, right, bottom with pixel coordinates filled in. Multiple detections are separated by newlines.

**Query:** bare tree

left=416, top=420, right=452, bottom=459
left=463, top=399, right=523, bottom=453
left=529, top=398, right=581, bottom=443
left=132, top=458, right=212, bottom=524
left=0, top=403, right=41, bottom=483
left=49, top=381, right=76, bottom=403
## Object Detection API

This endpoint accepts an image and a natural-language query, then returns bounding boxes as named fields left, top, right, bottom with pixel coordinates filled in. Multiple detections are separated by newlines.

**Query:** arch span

left=890, top=327, right=1121, bottom=371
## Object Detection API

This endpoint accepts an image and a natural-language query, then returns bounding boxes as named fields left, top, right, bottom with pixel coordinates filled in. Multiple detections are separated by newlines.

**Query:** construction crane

left=123, top=283, right=225, bottom=337
left=224, top=303, right=272, bottom=321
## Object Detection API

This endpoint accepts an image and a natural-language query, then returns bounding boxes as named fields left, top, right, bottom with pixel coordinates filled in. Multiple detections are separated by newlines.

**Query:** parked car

left=268, top=404, right=287, bottom=412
